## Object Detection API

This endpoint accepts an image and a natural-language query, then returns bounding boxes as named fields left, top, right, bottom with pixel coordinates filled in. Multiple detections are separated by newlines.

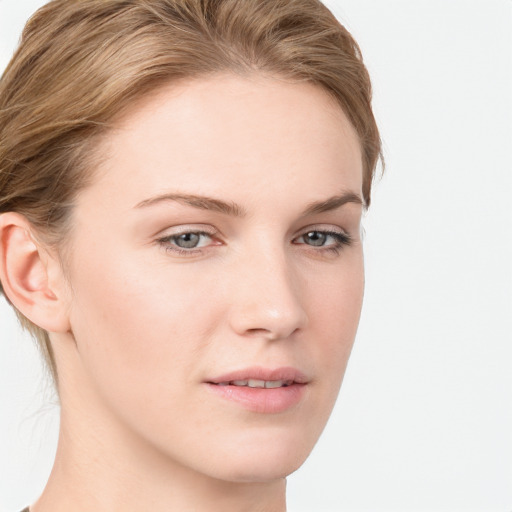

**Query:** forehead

left=81, top=74, right=363, bottom=212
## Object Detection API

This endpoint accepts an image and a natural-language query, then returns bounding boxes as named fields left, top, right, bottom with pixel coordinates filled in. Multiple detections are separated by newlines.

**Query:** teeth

left=248, top=379, right=266, bottom=388
left=264, top=380, right=284, bottom=388
left=217, top=379, right=293, bottom=388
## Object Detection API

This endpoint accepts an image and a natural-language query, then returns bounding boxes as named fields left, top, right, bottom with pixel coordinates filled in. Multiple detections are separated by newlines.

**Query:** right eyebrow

left=134, top=193, right=247, bottom=217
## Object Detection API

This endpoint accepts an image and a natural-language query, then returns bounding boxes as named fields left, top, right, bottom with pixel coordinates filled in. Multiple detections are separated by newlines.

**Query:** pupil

left=176, top=233, right=200, bottom=248
left=306, top=231, right=326, bottom=246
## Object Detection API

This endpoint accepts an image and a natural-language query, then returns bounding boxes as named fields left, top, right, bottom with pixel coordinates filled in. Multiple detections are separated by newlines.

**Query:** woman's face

left=61, top=74, right=364, bottom=482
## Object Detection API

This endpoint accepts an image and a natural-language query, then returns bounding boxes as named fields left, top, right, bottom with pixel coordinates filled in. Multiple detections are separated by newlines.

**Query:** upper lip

left=207, top=366, right=309, bottom=385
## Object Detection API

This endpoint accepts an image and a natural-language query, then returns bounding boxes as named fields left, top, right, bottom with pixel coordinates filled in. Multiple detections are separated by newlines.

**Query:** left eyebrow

left=302, top=191, right=364, bottom=215
left=134, top=193, right=246, bottom=217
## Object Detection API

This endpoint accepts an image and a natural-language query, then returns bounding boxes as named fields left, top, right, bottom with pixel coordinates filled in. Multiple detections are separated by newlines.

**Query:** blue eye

left=159, top=231, right=213, bottom=251
left=173, top=232, right=204, bottom=249
left=295, top=230, right=352, bottom=250
left=302, top=231, right=329, bottom=247
left=157, top=228, right=352, bottom=256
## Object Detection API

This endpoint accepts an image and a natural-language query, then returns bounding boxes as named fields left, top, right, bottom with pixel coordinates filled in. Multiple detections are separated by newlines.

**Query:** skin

left=3, top=74, right=365, bottom=512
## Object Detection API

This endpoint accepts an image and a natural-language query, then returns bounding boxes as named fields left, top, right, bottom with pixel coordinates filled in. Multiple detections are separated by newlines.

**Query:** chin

left=214, top=456, right=305, bottom=484
left=198, top=426, right=318, bottom=483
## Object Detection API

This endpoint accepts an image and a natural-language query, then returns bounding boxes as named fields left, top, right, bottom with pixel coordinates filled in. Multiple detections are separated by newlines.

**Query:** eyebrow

left=302, top=191, right=364, bottom=215
left=134, top=190, right=363, bottom=216
left=135, top=193, right=247, bottom=216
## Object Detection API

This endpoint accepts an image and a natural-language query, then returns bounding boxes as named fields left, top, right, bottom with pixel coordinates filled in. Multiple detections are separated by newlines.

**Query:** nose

left=228, top=250, right=308, bottom=341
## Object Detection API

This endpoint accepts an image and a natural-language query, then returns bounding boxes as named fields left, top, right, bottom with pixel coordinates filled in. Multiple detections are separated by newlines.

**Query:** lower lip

left=205, top=383, right=306, bottom=414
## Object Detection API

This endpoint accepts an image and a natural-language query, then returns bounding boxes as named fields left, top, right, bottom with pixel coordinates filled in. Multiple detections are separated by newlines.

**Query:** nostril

left=245, top=326, right=300, bottom=341
left=246, top=327, right=274, bottom=338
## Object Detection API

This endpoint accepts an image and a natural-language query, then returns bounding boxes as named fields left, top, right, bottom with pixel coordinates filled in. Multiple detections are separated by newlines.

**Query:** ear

left=0, top=212, right=71, bottom=333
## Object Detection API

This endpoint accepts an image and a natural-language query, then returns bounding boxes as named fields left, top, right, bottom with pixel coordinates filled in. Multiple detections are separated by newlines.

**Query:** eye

left=157, top=230, right=216, bottom=253
left=294, top=229, right=352, bottom=251
left=172, top=232, right=209, bottom=249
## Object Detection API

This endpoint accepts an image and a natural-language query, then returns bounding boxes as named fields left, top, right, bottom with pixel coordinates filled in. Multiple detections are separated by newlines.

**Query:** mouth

left=205, top=367, right=308, bottom=414
left=215, top=379, right=295, bottom=388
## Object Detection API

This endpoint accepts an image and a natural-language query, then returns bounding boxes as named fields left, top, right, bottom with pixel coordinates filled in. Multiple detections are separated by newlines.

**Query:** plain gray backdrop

left=1, top=1, right=511, bottom=511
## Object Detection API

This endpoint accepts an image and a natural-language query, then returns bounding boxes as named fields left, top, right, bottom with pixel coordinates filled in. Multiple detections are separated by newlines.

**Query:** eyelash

left=293, top=230, right=353, bottom=255
left=157, top=228, right=353, bottom=256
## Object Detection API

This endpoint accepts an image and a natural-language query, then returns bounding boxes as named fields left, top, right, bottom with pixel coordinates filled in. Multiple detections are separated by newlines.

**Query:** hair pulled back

left=0, top=0, right=382, bottom=383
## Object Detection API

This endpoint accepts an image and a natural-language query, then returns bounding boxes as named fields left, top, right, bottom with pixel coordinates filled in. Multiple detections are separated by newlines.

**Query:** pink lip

left=205, top=366, right=309, bottom=414
left=208, top=366, right=308, bottom=385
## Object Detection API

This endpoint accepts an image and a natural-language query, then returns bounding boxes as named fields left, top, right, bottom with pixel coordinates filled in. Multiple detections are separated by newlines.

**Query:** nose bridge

left=228, top=241, right=308, bottom=340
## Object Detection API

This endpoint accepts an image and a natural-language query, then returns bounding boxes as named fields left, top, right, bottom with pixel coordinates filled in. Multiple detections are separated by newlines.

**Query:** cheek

left=305, top=251, right=364, bottom=393
left=308, top=247, right=364, bottom=335
left=64, top=247, right=229, bottom=456
left=66, top=244, right=220, bottom=386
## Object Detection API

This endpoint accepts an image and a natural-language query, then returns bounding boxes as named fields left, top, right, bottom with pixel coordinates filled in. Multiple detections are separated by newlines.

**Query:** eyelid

left=293, top=224, right=351, bottom=239
left=294, top=230, right=351, bottom=244
left=292, top=224, right=354, bottom=253
left=156, top=223, right=218, bottom=238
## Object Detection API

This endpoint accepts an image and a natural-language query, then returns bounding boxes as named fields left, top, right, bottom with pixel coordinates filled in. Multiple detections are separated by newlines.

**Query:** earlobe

left=0, top=212, right=70, bottom=333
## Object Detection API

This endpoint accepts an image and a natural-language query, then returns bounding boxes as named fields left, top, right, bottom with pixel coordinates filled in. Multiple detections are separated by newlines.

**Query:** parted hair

left=0, top=0, right=382, bottom=384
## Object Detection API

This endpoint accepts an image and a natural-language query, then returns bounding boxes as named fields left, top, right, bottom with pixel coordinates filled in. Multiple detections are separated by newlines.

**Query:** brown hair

left=0, top=0, right=382, bottom=383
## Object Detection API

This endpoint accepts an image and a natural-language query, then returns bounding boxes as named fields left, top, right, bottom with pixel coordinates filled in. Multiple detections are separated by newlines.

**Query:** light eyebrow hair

left=134, top=193, right=247, bottom=217
left=135, top=190, right=363, bottom=217
left=302, top=191, right=365, bottom=215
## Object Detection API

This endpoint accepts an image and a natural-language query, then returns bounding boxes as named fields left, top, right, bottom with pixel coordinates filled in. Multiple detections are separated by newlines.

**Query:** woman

left=0, top=0, right=381, bottom=510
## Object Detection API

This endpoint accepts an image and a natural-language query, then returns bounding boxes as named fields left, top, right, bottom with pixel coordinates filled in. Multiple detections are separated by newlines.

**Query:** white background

left=1, top=1, right=511, bottom=511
